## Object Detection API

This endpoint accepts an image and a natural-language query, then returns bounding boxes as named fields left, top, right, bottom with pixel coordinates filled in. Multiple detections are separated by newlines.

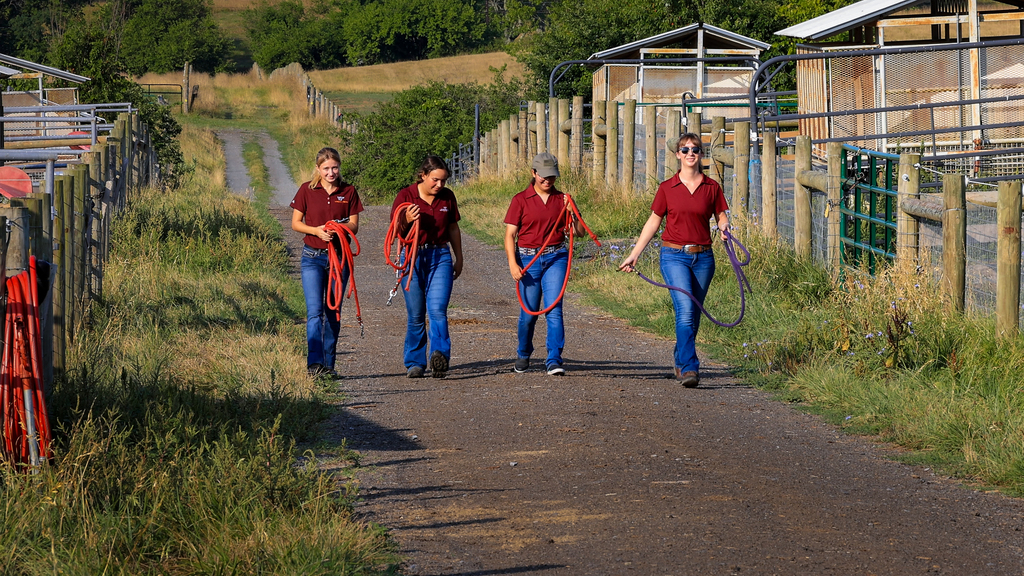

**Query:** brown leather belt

left=663, top=242, right=710, bottom=253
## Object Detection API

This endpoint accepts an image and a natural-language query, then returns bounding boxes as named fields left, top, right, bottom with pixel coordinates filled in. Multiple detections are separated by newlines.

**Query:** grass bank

left=455, top=172, right=1024, bottom=496
left=0, top=123, right=399, bottom=573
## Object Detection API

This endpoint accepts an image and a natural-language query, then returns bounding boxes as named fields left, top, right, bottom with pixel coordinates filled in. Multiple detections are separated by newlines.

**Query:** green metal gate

left=839, top=145, right=900, bottom=274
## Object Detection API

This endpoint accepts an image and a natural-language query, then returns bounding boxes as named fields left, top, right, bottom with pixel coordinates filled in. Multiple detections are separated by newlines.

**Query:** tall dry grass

left=308, top=52, right=526, bottom=93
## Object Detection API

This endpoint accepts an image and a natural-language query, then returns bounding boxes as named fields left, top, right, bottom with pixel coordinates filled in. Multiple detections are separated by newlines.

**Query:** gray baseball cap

left=532, top=152, right=560, bottom=179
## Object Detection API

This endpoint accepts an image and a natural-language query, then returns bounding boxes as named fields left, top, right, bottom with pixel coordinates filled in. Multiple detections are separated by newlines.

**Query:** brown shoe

left=676, top=369, right=699, bottom=388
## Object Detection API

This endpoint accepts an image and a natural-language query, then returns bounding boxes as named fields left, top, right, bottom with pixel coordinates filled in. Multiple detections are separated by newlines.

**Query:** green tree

left=341, top=73, right=523, bottom=197
left=244, top=0, right=348, bottom=71
left=509, top=0, right=696, bottom=98
left=48, top=10, right=184, bottom=176
left=120, top=0, right=230, bottom=74
left=343, top=0, right=485, bottom=66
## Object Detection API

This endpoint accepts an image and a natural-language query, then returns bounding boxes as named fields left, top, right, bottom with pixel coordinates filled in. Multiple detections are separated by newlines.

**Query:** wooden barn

left=590, top=23, right=769, bottom=117
left=776, top=0, right=1024, bottom=158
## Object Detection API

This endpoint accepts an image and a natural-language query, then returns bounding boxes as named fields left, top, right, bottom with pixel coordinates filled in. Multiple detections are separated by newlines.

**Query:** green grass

left=0, top=126, right=400, bottom=573
left=455, top=173, right=1024, bottom=496
left=325, top=91, right=395, bottom=116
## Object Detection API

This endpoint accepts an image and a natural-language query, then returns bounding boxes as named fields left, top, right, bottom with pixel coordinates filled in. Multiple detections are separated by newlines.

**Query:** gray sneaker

left=514, top=357, right=530, bottom=373
left=407, top=366, right=424, bottom=378
left=546, top=364, right=565, bottom=376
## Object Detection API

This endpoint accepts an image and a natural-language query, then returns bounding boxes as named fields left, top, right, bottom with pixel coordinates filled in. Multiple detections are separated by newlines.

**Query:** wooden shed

left=777, top=0, right=1024, bottom=157
left=590, top=23, right=769, bottom=117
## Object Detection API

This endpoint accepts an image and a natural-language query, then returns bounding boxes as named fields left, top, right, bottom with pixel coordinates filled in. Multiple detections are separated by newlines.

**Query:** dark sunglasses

left=678, top=146, right=702, bottom=155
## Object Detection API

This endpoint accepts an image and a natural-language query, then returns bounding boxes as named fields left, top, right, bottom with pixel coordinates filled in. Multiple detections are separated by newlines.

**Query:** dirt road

left=251, top=133, right=1024, bottom=575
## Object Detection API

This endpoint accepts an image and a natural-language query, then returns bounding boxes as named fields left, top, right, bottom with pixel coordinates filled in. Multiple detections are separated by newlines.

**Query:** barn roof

left=589, top=23, right=770, bottom=60
left=776, top=0, right=1024, bottom=40
left=0, top=53, right=90, bottom=83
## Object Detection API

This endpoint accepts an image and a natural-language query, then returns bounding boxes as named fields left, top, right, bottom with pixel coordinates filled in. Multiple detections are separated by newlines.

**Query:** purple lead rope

left=635, top=232, right=752, bottom=328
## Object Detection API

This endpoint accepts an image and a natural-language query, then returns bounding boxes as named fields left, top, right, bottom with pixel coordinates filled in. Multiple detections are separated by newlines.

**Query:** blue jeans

left=516, top=248, right=568, bottom=367
left=402, top=245, right=454, bottom=369
left=660, top=247, right=715, bottom=372
left=301, top=247, right=348, bottom=370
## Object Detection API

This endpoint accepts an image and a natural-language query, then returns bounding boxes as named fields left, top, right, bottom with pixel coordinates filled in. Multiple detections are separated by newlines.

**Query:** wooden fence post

left=734, top=121, right=750, bottom=216
left=535, top=102, right=547, bottom=155
left=605, top=100, right=618, bottom=186
left=644, top=105, right=657, bottom=190
left=996, top=180, right=1022, bottom=336
left=548, top=97, right=559, bottom=157
left=571, top=96, right=584, bottom=170
left=52, top=177, right=66, bottom=373
left=518, top=108, right=528, bottom=163
left=63, top=171, right=76, bottom=341
left=794, top=135, right=813, bottom=260
left=621, top=99, right=636, bottom=194
left=0, top=206, right=29, bottom=276
left=896, top=153, right=921, bottom=264
left=499, top=119, right=509, bottom=175
left=826, top=142, right=844, bottom=270
left=527, top=101, right=537, bottom=158
left=592, top=100, right=605, bottom=184
left=709, top=116, right=726, bottom=187
left=942, top=173, right=967, bottom=312
left=762, top=131, right=777, bottom=239
left=665, top=109, right=680, bottom=177
left=687, top=111, right=702, bottom=140
left=74, top=166, right=87, bottom=328
left=509, top=113, right=520, bottom=168
left=87, top=151, right=103, bottom=300
left=557, top=98, right=570, bottom=172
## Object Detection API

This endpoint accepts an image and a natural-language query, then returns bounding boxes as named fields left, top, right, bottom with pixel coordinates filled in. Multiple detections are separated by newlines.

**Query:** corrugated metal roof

left=776, top=0, right=926, bottom=40
left=589, top=23, right=770, bottom=60
left=0, top=53, right=90, bottom=83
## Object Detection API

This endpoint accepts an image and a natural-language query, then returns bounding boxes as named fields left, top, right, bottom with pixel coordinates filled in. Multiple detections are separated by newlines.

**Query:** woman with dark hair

left=290, top=147, right=363, bottom=379
left=618, top=133, right=729, bottom=388
left=391, top=156, right=464, bottom=378
left=504, top=152, right=586, bottom=376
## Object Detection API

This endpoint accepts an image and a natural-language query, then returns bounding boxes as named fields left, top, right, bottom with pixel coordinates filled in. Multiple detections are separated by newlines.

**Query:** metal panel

left=797, top=47, right=830, bottom=153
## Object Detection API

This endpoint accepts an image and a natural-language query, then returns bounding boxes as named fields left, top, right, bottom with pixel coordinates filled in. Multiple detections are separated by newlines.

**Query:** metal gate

left=839, top=145, right=899, bottom=274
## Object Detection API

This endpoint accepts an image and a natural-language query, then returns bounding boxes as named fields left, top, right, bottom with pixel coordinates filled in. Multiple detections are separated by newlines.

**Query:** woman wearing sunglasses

left=618, top=133, right=730, bottom=388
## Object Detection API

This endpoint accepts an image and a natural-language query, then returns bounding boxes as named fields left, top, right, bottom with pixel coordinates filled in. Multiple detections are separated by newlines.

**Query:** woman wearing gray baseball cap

left=503, top=153, right=586, bottom=376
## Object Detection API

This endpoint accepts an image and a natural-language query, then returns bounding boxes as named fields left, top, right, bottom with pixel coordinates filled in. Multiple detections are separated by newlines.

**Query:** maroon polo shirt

left=651, top=173, right=729, bottom=246
left=290, top=180, right=364, bottom=249
left=390, top=184, right=461, bottom=245
left=503, top=184, right=568, bottom=249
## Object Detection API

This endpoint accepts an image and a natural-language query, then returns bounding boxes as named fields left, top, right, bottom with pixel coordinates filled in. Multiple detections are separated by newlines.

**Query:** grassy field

left=454, top=171, right=1024, bottom=496
left=308, top=52, right=525, bottom=93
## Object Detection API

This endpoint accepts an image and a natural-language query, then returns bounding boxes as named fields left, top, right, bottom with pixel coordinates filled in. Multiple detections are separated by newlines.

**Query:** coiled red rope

left=323, top=220, right=362, bottom=336
left=384, top=202, right=420, bottom=304
left=516, top=194, right=601, bottom=316
left=2, top=255, right=51, bottom=468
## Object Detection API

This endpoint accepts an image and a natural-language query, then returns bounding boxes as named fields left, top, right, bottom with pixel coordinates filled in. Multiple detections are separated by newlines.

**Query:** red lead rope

left=323, top=220, right=362, bottom=336
left=516, top=194, right=601, bottom=316
left=384, top=202, right=420, bottom=305
left=2, top=256, right=51, bottom=468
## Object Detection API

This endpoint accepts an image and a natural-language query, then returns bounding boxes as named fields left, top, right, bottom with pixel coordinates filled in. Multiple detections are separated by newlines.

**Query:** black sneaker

left=429, top=351, right=448, bottom=379
left=514, top=357, right=530, bottom=373
left=307, top=363, right=325, bottom=377
left=546, top=363, right=565, bottom=376
left=407, top=366, right=425, bottom=378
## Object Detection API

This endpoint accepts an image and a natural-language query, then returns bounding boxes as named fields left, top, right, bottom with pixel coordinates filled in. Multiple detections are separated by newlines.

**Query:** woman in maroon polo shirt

left=504, top=152, right=585, bottom=376
left=618, top=133, right=729, bottom=388
left=290, top=147, right=364, bottom=379
left=391, top=156, right=464, bottom=379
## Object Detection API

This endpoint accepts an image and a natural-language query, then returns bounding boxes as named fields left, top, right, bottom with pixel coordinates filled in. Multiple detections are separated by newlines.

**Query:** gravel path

left=238, top=132, right=1024, bottom=576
